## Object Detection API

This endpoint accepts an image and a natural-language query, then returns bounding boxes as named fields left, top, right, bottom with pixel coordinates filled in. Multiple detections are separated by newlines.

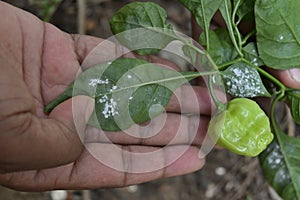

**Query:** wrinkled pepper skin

left=209, top=98, right=274, bottom=157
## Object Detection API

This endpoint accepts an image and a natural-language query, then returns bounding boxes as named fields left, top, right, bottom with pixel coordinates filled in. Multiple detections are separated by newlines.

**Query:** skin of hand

left=0, top=2, right=212, bottom=191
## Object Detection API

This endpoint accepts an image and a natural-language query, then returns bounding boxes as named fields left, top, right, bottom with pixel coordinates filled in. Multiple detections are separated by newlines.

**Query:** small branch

left=77, top=0, right=86, bottom=34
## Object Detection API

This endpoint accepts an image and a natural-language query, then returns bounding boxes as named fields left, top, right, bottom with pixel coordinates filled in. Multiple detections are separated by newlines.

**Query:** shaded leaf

left=199, top=28, right=238, bottom=65
left=178, top=0, right=222, bottom=32
left=178, top=0, right=223, bottom=50
left=233, top=0, right=255, bottom=22
left=259, top=139, right=298, bottom=200
left=109, top=2, right=175, bottom=55
left=222, top=62, right=270, bottom=97
left=182, top=44, right=218, bottom=72
left=219, top=0, right=233, bottom=32
left=287, top=90, right=300, bottom=124
left=255, top=0, right=300, bottom=69
left=259, top=97, right=300, bottom=199
left=242, top=42, right=264, bottom=67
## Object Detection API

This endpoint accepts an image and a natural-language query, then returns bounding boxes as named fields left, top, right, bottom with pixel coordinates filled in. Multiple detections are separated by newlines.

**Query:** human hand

left=0, top=2, right=209, bottom=191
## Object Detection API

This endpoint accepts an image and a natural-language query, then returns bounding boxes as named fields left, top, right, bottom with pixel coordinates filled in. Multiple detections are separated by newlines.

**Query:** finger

left=0, top=96, right=93, bottom=173
left=268, top=68, right=300, bottom=89
left=72, top=34, right=135, bottom=69
left=0, top=145, right=205, bottom=191
left=167, top=85, right=213, bottom=115
left=72, top=35, right=180, bottom=71
left=85, top=113, right=209, bottom=146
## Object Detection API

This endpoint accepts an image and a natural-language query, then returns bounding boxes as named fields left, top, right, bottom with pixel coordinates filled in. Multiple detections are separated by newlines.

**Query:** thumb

left=269, top=68, right=300, bottom=89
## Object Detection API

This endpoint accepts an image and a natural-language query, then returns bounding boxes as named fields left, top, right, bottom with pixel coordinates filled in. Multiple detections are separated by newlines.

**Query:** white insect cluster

left=88, top=78, right=119, bottom=119
left=223, top=67, right=264, bottom=98
left=88, top=78, right=109, bottom=87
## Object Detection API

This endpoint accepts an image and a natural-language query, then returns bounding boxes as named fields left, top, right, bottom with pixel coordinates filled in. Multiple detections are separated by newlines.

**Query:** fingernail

left=289, top=68, right=300, bottom=82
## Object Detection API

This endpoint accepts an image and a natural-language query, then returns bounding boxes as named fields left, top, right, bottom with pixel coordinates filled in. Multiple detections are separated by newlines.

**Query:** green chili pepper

left=208, top=98, right=274, bottom=157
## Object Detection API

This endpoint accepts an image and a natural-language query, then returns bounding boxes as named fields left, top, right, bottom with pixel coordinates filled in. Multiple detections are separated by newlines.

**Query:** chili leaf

left=255, top=0, right=300, bottom=69
left=259, top=139, right=298, bottom=200
left=109, top=2, right=175, bottom=55
left=199, top=28, right=238, bottom=66
left=259, top=97, right=300, bottom=199
left=242, top=42, right=264, bottom=67
left=221, top=62, right=270, bottom=97
left=260, top=105, right=300, bottom=199
left=287, top=90, right=300, bottom=124
left=219, top=0, right=233, bottom=35
left=233, top=0, right=255, bottom=22
left=90, top=58, right=205, bottom=131
left=178, top=0, right=223, bottom=50
left=48, top=58, right=204, bottom=131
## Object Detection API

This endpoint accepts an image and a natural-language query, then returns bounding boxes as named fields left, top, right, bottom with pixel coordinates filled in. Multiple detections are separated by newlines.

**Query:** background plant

left=29, top=0, right=62, bottom=22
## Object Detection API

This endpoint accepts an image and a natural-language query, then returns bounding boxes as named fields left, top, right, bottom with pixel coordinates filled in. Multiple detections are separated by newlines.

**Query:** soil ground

left=1, top=0, right=293, bottom=199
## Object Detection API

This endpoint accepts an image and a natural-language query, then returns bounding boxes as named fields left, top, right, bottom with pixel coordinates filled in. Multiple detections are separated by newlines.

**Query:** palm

left=0, top=2, right=206, bottom=190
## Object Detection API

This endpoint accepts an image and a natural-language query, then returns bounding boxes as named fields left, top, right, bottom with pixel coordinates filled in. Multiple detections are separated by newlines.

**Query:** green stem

left=218, top=58, right=243, bottom=70
left=200, top=0, right=210, bottom=51
left=242, top=29, right=256, bottom=45
left=270, top=91, right=286, bottom=132
left=208, top=75, right=226, bottom=112
left=222, top=0, right=244, bottom=57
left=232, top=0, right=243, bottom=51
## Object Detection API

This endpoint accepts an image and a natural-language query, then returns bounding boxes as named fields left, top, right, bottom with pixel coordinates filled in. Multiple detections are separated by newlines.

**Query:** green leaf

left=233, top=0, right=255, bottom=22
left=287, top=90, right=300, bottom=124
left=221, top=62, right=270, bottom=97
left=91, top=58, right=203, bottom=131
left=199, top=28, right=238, bottom=65
left=219, top=0, right=245, bottom=57
left=260, top=96, right=300, bottom=199
left=259, top=139, right=298, bottom=200
left=109, top=2, right=175, bottom=55
left=242, top=42, right=264, bottom=67
left=255, top=0, right=300, bottom=69
left=45, top=58, right=210, bottom=131
left=219, top=0, right=233, bottom=32
left=178, top=0, right=223, bottom=50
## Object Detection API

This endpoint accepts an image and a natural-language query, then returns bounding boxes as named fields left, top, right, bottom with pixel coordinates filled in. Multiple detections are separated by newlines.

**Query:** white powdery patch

left=99, top=97, right=119, bottom=119
left=109, top=85, right=118, bottom=92
left=127, top=74, right=132, bottom=79
left=223, top=67, right=264, bottom=97
left=88, top=78, right=109, bottom=87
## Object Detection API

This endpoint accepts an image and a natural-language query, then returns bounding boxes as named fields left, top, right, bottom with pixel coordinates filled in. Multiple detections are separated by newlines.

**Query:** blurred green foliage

left=29, top=0, right=62, bottom=21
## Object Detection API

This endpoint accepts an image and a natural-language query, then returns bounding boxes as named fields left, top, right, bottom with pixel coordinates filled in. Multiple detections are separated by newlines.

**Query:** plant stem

left=200, top=0, right=210, bottom=51
left=242, top=29, right=256, bottom=45
left=232, top=0, right=243, bottom=51
left=222, top=0, right=244, bottom=57
left=208, top=75, right=226, bottom=112
left=218, top=58, right=243, bottom=70
left=271, top=92, right=286, bottom=129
